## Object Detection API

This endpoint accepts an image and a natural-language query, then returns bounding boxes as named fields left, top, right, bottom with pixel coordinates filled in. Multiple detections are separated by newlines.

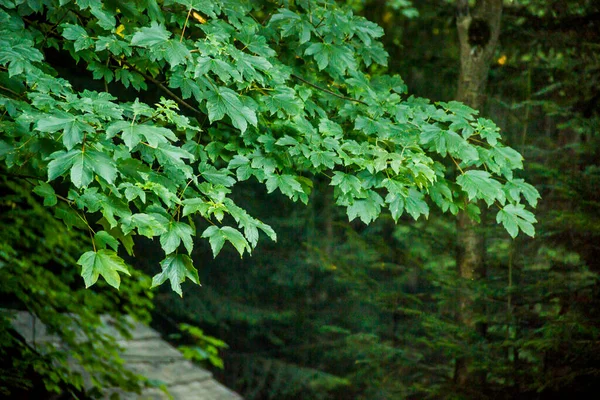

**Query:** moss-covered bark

left=454, top=0, right=503, bottom=387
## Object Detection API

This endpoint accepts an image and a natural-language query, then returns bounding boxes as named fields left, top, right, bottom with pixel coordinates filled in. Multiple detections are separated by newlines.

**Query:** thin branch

left=55, top=193, right=74, bottom=205
left=116, top=57, right=204, bottom=117
left=291, top=73, right=368, bottom=106
left=40, top=9, right=69, bottom=49
left=450, top=155, right=465, bottom=175
left=0, top=85, right=25, bottom=99
left=0, top=170, right=74, bottom=205
left=180, top=7, right=192, bottom=42
left=0, top=169, right=44, bottom=181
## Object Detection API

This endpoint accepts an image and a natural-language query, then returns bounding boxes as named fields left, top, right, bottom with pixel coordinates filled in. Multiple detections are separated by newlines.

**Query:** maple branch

left=291, top=74, right=368, bottom=106
left=0, top=170, right=43, bottom=181
left=116, top=57, right=204, bottom=117
left=0, top=85, right=25, bottom=99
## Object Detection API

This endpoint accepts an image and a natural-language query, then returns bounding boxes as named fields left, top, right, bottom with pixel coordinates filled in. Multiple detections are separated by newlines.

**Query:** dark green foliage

left=145, top=1, right=600, bottom=399
left=0, top=176, right=154, bottom=397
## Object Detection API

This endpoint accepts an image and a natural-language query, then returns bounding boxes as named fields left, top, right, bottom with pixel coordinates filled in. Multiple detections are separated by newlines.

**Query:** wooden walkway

left=11, top=311, right=242, bottom=400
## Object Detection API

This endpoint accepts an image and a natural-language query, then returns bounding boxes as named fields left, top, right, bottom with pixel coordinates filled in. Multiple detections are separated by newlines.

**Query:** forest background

left=1, top=0, right=599, bottom=399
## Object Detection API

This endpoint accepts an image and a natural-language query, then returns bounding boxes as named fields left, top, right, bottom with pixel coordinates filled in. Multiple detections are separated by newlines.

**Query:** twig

left=291, top=73, right=368, bottom=106
left=180, top=7, right=192, bottom=42
left=0, top=85, right=25, bottom=99
left=450, top=155, right=465, bottom=175
left=0, top=170, right=43, bottom=181
left=116, top=57, right=204, bottom=117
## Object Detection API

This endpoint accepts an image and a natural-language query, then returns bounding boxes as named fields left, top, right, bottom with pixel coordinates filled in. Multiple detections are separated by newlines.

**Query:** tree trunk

left=454, top=0, right=503, bottom=388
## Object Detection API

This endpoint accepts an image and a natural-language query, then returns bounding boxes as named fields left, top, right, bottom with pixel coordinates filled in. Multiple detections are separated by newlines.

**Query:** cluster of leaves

left=0, top=0, right=538, bottom=292
left=176, top=323, right=228, bottom=369
left=0, top=176, right=154, bottom=397
left=143, top=1, right=600, bottom=399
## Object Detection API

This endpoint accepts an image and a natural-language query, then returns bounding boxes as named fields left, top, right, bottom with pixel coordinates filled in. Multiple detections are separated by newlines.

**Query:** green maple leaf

left=319, top=119, right=344, bottom=137
left=172, top=0, right=217, bottom=18
left=457, top=170, right=505, bottom=206
left=154, top=143, right=194, bottom=171
left=275, top=136, right=299, bottom=146
left=420, top=124, right=477, bottom=160
left=505, top=179, right=540, bottom=207
left=439, top=101, right=477, bottom=120
left=263, top=87, right=303, bottom=116
left=161, top=41, right=191, bottom=67
left=347, top=190, right=384, bottom=224
left=61, top=23, right=94, bottom=51
left=77, top=249, right=131, bottom=289
left=429, top=181, right=456, bottom=213
left=490, top=145, right=524, bottom=171
left=305, top=43, right=330, bottom=70
left=496, top=204, right=537, bottom=238
left=151, top=254, right=200, bottom=297
left=404, top=188, right=429, bottom=220
left=265, top=174, right=304, bottom=199
left=94, top=231, right=119, bottom=251
left=121, top=213, right=167, bottom=237
left=201, top=225, right=250, bottom=258
left=269, top=8, right=301, bottom=37
left=224, top=198, right=276, bottom=248
left=73, top=150, right=118, bottom=187
left=33, top=181, right=57, bottom=206
left=160, top=221, right=195, bottom=254
left=354, top=18, right=384, bottom=45
left=304, top=42, right=356, bottom=74
left=122, top=183, right=146, bottom=203
left=200, top=164, right=236, bottom=187
left=310, top=150, right=339, bottom=169
left=36, top=113, right=94, bottom=150
left=331, top=171, right=364, bottom=197
left=205, top=86, right=257, bottom=133
left=195, top=56, right=241, bottom=83
left=169, top=69, right=203, bottom=100
left=385, top=193, right=404, bottom=222
left=47, top=149, right=117, bottom=187
left=106, top=121, right=178, bottom=149
left=182, top=198, right=211, bottom=217
left=476, top=118, right=501, bottom=145
left=95, top=35, right=131, bottom=56
left=131, top=22, right=171, bottom=47
left=230, top=50, right=272, bottom=83
left=329, top=44, right=357, bottom=75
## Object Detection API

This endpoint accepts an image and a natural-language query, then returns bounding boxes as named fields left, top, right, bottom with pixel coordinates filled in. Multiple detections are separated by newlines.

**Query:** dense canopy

left=0, top=0, right=537, bottom=293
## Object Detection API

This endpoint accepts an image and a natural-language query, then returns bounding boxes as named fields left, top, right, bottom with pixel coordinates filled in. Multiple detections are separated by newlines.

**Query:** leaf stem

left=180, top=7, right=193, bottom=43
left=450, top=155, right=465, bottom=175
left=0, top=85, right=25, bottom=99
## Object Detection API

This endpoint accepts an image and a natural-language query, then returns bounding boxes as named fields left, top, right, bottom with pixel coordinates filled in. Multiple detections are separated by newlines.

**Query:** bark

left=454, top=0, right=503, bottom=388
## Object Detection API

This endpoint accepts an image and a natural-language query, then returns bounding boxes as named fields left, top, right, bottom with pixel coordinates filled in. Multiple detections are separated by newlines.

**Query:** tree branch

left=0, top=169, right=44, bottom=181
left=116, top=57, right=204, bottom=117
left=0, top=85, right=25, bottom=100
left=291, top=74, right=368, bottom=106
